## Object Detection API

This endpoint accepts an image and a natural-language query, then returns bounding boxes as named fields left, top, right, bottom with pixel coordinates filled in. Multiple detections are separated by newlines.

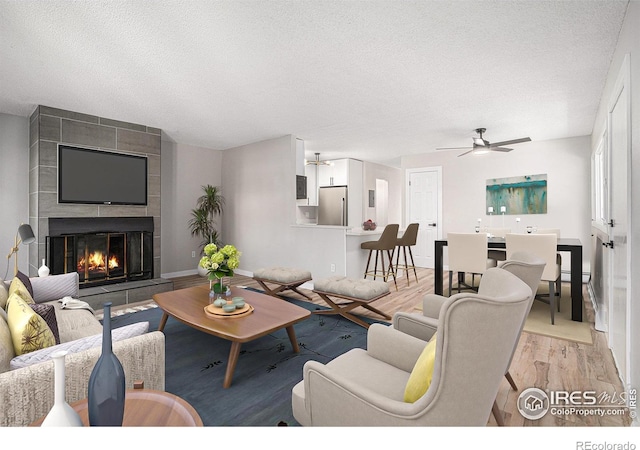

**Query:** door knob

left=427, top=223, right=437, bottom=227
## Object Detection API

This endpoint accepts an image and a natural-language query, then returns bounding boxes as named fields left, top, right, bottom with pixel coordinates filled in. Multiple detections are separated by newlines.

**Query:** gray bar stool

left=395, top=223, right=419, bottom=286
left=361, top=223, right=399, bottom=290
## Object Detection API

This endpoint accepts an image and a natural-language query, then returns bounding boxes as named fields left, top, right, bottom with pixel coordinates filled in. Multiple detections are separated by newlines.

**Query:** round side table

left=31, top=388, right=203, bottom=427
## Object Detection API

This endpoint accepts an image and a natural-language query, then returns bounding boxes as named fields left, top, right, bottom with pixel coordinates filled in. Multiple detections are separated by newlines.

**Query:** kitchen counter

left=289, top=224, right=401, bottom=280
left=346, top=228, right=383, bottom=236
left=293, top=224, right=383, bottom=235
left=291, top=224, right=349, bottom=230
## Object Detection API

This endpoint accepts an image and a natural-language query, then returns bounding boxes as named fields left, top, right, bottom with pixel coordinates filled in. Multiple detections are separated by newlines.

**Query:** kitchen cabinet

left=316, top=159, right=363, bottom=227
left=298, top=158, right=363, bottom=227
left=318, top=159, right=349, bottom=187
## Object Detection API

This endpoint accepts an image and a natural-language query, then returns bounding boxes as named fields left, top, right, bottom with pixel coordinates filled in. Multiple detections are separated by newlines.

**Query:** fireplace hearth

left=47, top=217, right=153, bottom=288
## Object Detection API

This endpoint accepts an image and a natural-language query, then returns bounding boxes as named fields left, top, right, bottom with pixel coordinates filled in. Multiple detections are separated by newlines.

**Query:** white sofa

left=0, top=273, right=165, bottom=426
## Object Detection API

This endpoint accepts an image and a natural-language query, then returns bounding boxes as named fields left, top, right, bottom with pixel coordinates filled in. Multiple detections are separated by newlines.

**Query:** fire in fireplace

left=47, top=217, right=153, bottom=288
left=78, top=251, right=120, bottom=273
left=75, top=232, right=127, bottom=282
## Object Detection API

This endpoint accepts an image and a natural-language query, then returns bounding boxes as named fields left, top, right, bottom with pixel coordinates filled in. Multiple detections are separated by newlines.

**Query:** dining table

left=434, top=237, right=584, bottom=322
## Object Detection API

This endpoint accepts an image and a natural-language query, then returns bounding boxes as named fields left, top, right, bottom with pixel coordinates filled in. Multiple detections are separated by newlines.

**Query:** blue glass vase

left=87, top=302, right=125, bottom=426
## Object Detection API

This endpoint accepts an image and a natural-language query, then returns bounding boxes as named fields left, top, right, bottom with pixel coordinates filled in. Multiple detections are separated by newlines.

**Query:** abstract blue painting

left=486, top=174, right=547, bottom=215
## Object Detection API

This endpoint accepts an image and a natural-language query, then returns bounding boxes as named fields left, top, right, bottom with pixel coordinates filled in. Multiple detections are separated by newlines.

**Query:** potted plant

left=189, top=185, right=225, bottom=275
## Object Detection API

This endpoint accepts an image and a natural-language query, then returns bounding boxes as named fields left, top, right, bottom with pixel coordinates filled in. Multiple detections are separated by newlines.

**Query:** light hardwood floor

left=165, top=268, right=630, bottom=427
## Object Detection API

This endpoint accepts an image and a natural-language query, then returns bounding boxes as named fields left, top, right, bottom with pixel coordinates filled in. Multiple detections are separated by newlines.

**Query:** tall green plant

left=188, top=185, right=225, bottom=254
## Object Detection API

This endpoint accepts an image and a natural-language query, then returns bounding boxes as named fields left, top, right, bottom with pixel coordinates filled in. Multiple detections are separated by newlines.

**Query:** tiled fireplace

left=29, top=106, right=172, bottom=309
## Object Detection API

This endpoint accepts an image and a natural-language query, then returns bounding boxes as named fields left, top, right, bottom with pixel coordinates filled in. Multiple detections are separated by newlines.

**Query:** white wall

left=221, top=135, right=297, bottom=272
left=590, top=0, right=640, bottom=406
left=220, top=135, right=349, bottom=279
left=400, top=136, right=592, bottom=273
left=363, top=161, right=402, bottom=227
left=160, top=140, right=222, bottom=277
left=0, top=113, right=30, bottom=279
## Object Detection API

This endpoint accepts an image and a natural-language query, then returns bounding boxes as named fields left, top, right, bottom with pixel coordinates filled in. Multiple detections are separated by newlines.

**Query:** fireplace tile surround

left=29, top=106, right=171, bottom=308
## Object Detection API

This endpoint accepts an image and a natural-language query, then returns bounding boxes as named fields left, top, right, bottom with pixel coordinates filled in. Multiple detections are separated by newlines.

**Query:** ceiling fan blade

left=457, top=149, right=475, bottom=157
left=489, top=137, right=531, bottom=147
left=435, top=147, right=473, bottom=151
left=489, top=147, right=513, bottom=152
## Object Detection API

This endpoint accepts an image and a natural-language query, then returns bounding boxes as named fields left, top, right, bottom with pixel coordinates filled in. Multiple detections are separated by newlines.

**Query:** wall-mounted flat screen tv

left=58, top=145, right=148, bottom=206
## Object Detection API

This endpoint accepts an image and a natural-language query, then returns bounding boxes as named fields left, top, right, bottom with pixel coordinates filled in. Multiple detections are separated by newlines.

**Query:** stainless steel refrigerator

left=318, top=186, right=348, bottom=226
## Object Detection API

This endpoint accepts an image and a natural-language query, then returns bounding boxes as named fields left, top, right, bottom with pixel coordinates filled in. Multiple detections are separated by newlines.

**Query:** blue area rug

left=110, top=290, right=385, bottom=426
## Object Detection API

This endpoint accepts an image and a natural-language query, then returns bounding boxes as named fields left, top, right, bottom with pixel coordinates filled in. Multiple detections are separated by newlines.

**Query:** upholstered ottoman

left=252, top=267, right=313, bottom=301
left=312, top=276, right=391, bottom=328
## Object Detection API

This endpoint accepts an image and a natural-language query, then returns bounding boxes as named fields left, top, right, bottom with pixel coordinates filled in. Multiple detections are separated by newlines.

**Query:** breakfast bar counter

left=290, top=225, right=389, bottom=280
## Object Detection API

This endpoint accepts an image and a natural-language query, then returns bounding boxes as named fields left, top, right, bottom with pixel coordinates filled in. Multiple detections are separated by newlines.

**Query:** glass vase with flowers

left=199, top=243, right=241, bottom=294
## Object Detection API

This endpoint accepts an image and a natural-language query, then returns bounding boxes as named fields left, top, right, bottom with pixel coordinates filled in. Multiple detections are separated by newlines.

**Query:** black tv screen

left=58, top=146, right=148, bottom=206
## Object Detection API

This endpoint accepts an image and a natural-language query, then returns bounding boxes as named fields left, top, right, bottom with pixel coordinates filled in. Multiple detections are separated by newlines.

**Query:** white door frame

left=606, top=53, right=632, bottom=386
left=405, top=166, right=443, bottom=268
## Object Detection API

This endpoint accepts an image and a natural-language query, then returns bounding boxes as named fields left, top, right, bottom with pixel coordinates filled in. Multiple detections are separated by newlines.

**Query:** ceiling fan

left=436, top=128, right=531, bottom=157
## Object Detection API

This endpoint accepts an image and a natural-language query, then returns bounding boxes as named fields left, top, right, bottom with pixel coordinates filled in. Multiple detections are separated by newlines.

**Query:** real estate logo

left=517, top=387, right=635, bottom=420
left=517, top=387, right=550, bottom=420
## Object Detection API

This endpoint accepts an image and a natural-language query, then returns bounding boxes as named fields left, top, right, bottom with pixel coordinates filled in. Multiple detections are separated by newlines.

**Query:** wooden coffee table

left=153, top=285, right=311, bottom=388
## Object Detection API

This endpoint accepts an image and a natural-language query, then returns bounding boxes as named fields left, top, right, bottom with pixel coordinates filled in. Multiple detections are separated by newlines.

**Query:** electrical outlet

left=192, top=251, right=196, bottom=258
left=330, top=264, right=336, bottom=272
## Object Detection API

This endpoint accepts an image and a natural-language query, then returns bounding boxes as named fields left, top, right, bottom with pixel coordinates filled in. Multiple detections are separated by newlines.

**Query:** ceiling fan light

left=473, top=149, right=490, bottom=155
left=305, top=152, right=331, bottom=166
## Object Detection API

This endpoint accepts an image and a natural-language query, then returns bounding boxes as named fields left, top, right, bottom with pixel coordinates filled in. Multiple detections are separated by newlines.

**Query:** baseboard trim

left=162, top=269, right=198, bottom=279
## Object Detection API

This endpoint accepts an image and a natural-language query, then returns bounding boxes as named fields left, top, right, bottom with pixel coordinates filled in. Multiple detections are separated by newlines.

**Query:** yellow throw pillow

left=8, top=277, right=34, bottom=306
left=404, top=336, right=437, bottom=403
left=6, top=293, right=56, bottom=356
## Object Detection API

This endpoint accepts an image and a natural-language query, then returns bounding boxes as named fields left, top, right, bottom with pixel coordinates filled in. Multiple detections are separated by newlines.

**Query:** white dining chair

left=505, top=233, right=562, bottom=324
left=485, top=228, right=511, bottom=262
left=534, top=228, right=563, bottom=286
left=486, top=227, right=511, bottom=238
left=447, top=233, right=496, bottom=295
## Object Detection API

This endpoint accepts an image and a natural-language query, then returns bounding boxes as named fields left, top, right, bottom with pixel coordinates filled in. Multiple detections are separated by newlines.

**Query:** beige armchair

left=291, top=267, right=532, bottom=426
left=393, top=251, right=545, bottom=425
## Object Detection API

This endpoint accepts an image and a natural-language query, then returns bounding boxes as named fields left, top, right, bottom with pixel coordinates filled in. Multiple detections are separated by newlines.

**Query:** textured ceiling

left=0, top=0, right=629, bottom=165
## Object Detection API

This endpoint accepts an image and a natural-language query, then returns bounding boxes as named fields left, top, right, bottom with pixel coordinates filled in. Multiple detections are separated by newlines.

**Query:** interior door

left=607, top=55, right=630, bottom=384
left=406, top=167, right=442, bottom=268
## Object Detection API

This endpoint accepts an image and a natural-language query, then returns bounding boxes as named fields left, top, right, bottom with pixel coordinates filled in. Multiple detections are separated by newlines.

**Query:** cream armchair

left=291, top=267, right=532, bottom=426
left=393, top=251, right=545, bottom=425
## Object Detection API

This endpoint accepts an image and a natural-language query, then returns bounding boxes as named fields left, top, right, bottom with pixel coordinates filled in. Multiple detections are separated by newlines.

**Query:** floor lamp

left=5, top=223, right=36, bottom=278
